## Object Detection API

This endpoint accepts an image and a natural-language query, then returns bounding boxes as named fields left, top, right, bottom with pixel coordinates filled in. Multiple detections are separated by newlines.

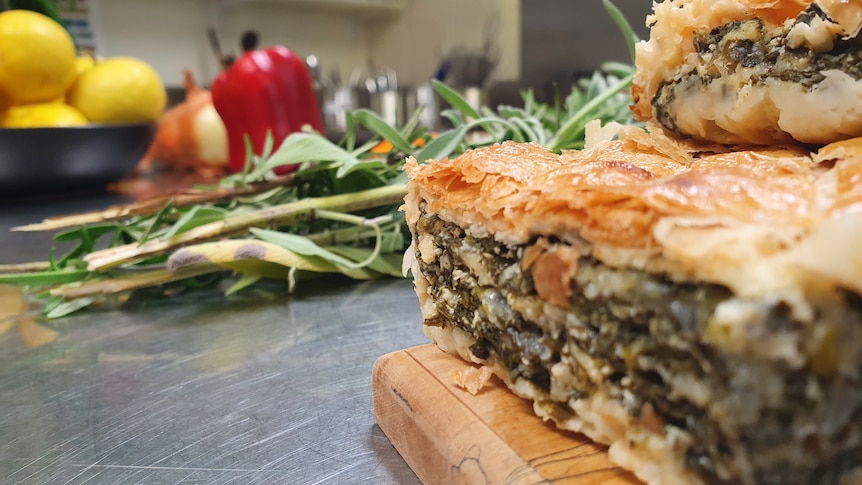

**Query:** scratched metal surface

left=0, top=195, right=425, bottom=485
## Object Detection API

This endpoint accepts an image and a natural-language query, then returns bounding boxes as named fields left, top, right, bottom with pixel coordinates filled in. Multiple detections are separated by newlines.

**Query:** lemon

left=0, top=10, right=77, bottom=105
left=1, top=102, right=88, bottom=128
left=67, top=57, right=167, bottom=124
left=74, top=54, right=98, bottom=77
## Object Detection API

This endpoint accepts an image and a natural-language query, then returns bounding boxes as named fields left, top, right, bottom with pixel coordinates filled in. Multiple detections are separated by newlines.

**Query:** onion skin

left=139, top=70, right=229, bottom=176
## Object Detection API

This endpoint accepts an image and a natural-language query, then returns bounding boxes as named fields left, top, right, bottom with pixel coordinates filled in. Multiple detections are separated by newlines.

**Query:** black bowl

left=0, top=123, right=156, bottom=198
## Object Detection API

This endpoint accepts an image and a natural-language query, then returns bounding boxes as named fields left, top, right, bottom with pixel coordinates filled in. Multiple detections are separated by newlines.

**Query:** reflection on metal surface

left=0, top=284, right=57, bottom=348
left=0, top=278, right=425, bottom=484
left=0, top=196, right=425, bottom=484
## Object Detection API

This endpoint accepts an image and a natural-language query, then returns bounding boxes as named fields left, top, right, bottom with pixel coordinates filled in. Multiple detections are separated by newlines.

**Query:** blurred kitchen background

left=71, top=0, right=651, bottom=135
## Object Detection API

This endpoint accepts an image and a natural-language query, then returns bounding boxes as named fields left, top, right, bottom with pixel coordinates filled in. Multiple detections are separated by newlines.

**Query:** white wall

left=87, top=0, right=519, bottom=89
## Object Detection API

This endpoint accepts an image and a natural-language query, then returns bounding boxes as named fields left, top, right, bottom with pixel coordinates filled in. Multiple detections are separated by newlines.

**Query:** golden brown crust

left=403, top=124, right=862, bottom=311
left=404, top=127, right=818, bottom=249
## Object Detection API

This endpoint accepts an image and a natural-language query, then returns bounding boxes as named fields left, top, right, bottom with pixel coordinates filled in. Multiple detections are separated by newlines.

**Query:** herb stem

left=14, top=178, right=295, bottom=233
left=0, top=262, right=51, bottom=274
left=305, top=222, right=394, bottom=246
left=84, top=184, right=407, bottom=271
left=0, top=269, right=91, bottom=286
left=49, top=266, right=219, bottom=300
left=313, top=210, right=390, bottom=269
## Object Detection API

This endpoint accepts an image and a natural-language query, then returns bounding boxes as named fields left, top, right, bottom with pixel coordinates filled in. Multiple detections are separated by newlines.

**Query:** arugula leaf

left=335, top=156, right=388, bottom=179
left=432, top=80, right=480, bottom=120
left=326, top=246, right=403, bottom=277
left=351, top=109, right=414, bottom=154
left=162, top=206, right=229, bottom=240
left=45, top=297, right=95, bottom=319
left=250, top=229, right=359, bottom=268
left=399, top=107, right=425, bottom=141
left=547, top=70, right=635, bottom=152
left=440, top=108, right=465, bottom=129
left=415, top=126, right=468, bottom=163
left=226, top=274, right=263, bottom=296
left=138, top=201, right=176, bottom=243
left=54, top=224, right=119, bottom=242
left=254, top=223, right=387, bottom=269
left=250, top=132, right=359, bottom=180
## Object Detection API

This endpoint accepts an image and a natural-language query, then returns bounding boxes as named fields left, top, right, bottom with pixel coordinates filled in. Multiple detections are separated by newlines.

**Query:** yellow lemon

left=1, top=102, right=88, bottom=128
left=67, top=57, right=166, bottom=124
left=74, top=54, right=98, bottom=77
left=0, top=89, right=10, bottom=113
left=0, top=10, right=77, bottom=105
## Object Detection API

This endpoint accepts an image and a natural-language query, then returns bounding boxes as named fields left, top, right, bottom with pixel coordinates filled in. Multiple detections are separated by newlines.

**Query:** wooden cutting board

left=372, top=344, right=641, bottom=484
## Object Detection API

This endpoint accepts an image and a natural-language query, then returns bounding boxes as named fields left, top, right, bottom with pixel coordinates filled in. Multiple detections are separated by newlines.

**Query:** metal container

left=0, top=123, right=156, bottom=197
left=404, top=83, right=440, bottom=131
left=369, top=90, right=403, bottom=127
left=321, top=86, right=357, bottom=135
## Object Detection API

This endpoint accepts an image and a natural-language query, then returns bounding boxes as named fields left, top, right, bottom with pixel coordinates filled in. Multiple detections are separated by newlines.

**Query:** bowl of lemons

left=0, top=9, right=165, bottom=197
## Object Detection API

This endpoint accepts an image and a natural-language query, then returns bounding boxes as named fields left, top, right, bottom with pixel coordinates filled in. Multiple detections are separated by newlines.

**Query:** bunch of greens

left=0, top=0, right=640, bottom=318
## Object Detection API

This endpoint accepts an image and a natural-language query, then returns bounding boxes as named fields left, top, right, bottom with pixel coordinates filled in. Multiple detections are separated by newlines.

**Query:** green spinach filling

left=416, top=210, right=862, bottom=485
left=652, top=4, right=862, bottom=135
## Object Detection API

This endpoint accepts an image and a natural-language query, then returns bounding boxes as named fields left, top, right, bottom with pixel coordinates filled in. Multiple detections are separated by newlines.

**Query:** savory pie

left=632, top=0, right=862, bottom=145
left=403, top=121, right=862, bottom=485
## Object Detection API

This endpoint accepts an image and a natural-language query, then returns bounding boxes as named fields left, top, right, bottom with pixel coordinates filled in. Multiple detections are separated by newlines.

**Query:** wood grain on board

left=372, top=344, right=641, bottom=484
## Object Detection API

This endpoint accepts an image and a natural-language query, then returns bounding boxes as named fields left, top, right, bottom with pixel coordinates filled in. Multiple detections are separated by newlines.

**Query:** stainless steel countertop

left=0, top=194, right=425, bottom=484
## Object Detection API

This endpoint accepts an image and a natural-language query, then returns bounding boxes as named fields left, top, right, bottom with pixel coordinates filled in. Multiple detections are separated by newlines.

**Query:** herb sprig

left=0, top=1, right=640, bottom=317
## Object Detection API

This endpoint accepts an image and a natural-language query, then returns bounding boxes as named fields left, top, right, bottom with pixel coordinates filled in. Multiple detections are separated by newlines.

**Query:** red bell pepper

left=211, top=43, right=324, bottom=174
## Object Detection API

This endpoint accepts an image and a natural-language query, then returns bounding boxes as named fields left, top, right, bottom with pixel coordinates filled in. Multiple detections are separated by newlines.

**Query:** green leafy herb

left=351, top=109, right=415, bottom=154
left=1, top=3, right=642, bottom=318
left=415, top=126, right=468, bottom=164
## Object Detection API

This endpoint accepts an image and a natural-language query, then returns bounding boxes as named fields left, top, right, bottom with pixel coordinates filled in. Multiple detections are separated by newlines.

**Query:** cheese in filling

left=649, top=5, right=862, bottom=145
left=414, top=208, right=862, bottom=485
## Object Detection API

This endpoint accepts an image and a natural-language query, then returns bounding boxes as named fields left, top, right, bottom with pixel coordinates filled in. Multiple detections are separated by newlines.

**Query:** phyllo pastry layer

left=403, top=124, right=862, bottom=485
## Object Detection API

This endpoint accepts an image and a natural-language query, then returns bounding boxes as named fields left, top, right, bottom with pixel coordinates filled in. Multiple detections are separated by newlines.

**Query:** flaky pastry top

left=403, top=123, right=862, bottom=315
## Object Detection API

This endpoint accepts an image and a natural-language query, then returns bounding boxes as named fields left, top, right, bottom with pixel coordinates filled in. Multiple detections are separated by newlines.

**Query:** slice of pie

left=402, top=122, right=862, bottom=485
